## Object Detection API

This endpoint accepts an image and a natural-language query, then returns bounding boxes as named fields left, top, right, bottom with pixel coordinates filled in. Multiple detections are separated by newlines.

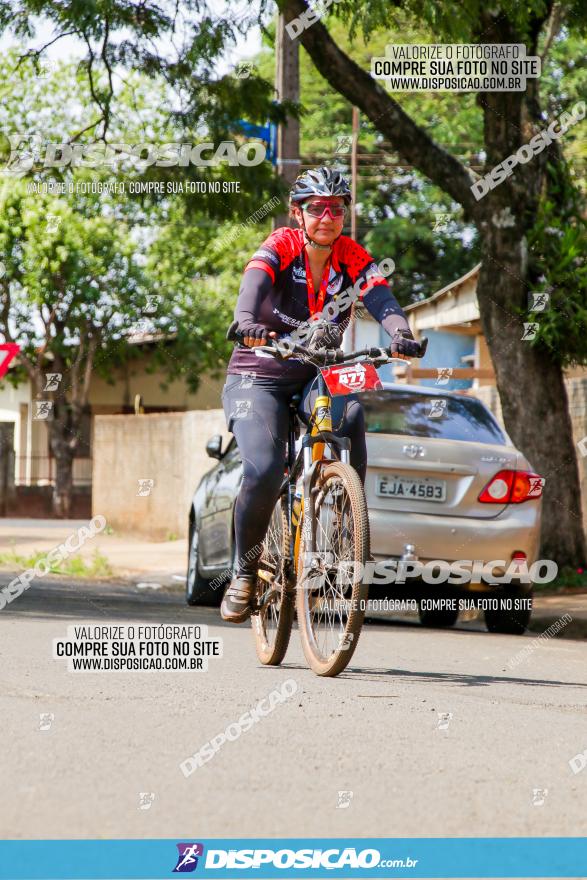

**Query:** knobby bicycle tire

left=251, top=495, right=295, bottom=665
left=296, top=461, right=370, bottom=677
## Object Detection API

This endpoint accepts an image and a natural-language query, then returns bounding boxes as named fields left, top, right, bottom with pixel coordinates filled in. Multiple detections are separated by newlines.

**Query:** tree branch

left=540, top=2, right=563, bottom=63
left=100, top=18, right=114, bottom=139
left=15, top=32, right=77, bottom=69
left=277, top=0, right=480, bottom=217
left=82, top=33, right=114, bottom=142
left=68, top=117, right=106, bottom=145
left=69, top=327, right=85, bottom=405
left=81, top=333, right=99, bottom=403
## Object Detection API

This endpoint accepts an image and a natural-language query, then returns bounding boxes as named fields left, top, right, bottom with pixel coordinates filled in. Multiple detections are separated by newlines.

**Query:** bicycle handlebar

left=226, top=319, right=428, bottom=366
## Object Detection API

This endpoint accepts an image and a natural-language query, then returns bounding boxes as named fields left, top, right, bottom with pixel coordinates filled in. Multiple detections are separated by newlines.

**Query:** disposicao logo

left=173, top=843, right=204, bottom=872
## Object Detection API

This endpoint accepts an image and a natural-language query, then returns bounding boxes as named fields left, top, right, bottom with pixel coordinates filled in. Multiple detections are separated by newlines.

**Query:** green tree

left=0, top=175, right=149, bottom=515
left=0, top=49, right=282, bottom=515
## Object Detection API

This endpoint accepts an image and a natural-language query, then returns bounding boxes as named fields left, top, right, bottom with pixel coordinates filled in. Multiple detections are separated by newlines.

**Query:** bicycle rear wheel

left=251, top=495, right=294, bottom=665
left=296, top=461, right=369, bottom=677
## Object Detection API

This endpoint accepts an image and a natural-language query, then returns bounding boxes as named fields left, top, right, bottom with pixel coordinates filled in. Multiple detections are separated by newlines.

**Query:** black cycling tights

left=222, top=374, right=367, bottom=578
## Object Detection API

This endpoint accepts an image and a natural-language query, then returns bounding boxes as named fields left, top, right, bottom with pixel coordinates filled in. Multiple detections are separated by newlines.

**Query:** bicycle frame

left=225, top=318, right=428, bottom=584
left=279, top=371, right=351, bottom=577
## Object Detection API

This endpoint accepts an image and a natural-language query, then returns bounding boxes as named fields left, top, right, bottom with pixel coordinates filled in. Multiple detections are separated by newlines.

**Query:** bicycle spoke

left=301, top=474, right=359, bottom=661
left=252, top=496, right=293, bottom=665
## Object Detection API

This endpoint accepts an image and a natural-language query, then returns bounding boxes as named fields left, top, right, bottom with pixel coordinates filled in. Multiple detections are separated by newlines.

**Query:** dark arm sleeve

left=362, top=283, right=412, bottom=338
left=233, top=268, right=274, bottom=332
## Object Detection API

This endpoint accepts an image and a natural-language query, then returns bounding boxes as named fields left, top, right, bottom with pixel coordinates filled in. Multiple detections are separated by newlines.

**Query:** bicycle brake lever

left=253, top=340, right=296, bottom=359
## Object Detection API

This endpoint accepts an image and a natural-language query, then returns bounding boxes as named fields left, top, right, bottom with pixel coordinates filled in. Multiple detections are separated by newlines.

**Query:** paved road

left=1, top=574, right=586, bottom=841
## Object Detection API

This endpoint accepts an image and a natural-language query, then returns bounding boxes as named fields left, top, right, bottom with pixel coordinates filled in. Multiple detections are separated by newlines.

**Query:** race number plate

left=320, top=362, right=383, bottom=396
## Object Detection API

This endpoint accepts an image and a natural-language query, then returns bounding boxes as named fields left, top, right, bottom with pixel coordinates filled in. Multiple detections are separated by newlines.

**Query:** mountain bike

left=227, top=320, right=427, bottom=677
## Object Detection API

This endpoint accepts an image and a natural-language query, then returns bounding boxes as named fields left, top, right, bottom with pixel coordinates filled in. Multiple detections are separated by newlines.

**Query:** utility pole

left=348, top=106, right=360, bottom=349
left=350, top=106, right=359, bottom=241
left=273, top=14, right=300, bottom=229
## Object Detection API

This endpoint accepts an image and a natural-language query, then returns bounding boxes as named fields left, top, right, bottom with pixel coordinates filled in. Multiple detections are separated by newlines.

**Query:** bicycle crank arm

left=256, top=587, right=281, bottom=612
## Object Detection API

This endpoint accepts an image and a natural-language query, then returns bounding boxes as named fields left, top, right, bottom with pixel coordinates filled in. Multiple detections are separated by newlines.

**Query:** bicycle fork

left=293, top=373, right=351, bottom=574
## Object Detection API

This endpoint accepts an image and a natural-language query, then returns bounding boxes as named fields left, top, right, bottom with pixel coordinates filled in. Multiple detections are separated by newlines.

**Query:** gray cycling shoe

left=220, top=575, right=256, bottom=623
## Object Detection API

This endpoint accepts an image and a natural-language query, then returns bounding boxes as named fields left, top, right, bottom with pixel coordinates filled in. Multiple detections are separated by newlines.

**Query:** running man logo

left=336, top=790, right=354, bottom=808
left=137, top=478, right=155, bottom=497
left=428, top=398, right=447, bottom=419
left=0, top=343, right=19, bottom=380
left=529, top=292, right=550, bottom=312
left=43, top=372, right=62, bottom=391
left=173, top=843, right=204, bottom=873
left=532, top=788, right=548, bottom=807
left=435, top=367, right=453, bottom=386
left=522, top=322, right=539, bottom=341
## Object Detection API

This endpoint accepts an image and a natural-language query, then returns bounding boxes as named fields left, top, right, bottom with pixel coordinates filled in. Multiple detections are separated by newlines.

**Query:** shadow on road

left=279, top=662, right=587, bottom=690
left=0, top=576, right=228, bottom=624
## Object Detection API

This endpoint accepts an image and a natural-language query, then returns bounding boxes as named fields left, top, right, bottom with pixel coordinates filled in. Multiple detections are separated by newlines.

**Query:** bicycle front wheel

left=252, top=495, right=294, bottom=665
left=296, top=461, right=369, bottom=677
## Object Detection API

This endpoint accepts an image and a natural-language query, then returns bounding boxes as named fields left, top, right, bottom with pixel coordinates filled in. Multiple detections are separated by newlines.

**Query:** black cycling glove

left=389, top=329, right=423, bottom=358
left=239, top=323, right=271, bottom=343
left=306, top=321, right=344, bottom=352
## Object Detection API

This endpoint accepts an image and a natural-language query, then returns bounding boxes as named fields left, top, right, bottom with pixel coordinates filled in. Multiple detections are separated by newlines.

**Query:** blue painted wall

left=377, top=326, right=475, bottom=389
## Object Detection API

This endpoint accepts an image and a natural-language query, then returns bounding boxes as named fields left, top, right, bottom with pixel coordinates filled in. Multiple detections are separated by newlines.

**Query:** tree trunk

left=48, top=397, right=79, bottom=519
left=51, top=447, right=74, bottom=518
left=477, top=228, right=586, bottom=566
left=475, top=11, right=586, bottom=566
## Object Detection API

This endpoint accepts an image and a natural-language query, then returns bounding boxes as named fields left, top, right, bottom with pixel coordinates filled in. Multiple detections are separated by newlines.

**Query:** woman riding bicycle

left=220, top=165, right=422, bottom=623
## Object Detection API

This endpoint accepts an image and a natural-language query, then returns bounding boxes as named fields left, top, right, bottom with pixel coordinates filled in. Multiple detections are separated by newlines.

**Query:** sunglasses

left=302, top=200, right=347, bottom=219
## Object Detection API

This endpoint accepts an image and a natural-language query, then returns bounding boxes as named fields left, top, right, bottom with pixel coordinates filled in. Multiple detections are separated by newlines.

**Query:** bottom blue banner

left=0, top=838, right=585, bottom=879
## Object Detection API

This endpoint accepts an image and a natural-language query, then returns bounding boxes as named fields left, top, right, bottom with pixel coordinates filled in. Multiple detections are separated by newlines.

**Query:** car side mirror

left=205, top=435, right=223, bottom=460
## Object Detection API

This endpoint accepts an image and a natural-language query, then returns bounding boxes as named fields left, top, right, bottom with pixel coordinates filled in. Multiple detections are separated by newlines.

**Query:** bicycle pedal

left=257, top=567, right=275, bottom=583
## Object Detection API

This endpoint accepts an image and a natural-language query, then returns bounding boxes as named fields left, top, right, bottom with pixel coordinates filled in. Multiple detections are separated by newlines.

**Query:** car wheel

left=186, top=519, right=219, bottom=607
left=418, top=603, right=459, bottom=629
left=484, top=587, right=533, bottom=635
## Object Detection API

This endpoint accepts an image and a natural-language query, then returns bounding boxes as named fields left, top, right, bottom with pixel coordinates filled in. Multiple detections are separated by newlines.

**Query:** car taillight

left=478, top=469, right=544, bottom=504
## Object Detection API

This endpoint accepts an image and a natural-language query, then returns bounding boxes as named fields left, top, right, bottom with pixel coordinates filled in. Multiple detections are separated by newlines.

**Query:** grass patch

left=0, top=547, right=113, bottom=579
left=533, top=566, right=587, bottom=594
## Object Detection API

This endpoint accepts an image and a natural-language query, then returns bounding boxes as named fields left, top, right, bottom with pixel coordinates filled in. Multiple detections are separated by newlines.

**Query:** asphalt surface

left=1, top=574, right=586, bottom=841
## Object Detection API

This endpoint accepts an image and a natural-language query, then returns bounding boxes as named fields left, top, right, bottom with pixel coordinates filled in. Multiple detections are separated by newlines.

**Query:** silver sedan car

left=362, top=383, right=543, bottom=632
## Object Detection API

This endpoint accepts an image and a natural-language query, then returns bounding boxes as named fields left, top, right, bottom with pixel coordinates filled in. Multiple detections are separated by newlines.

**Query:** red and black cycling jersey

left=228, top=226, right=410, bottom=381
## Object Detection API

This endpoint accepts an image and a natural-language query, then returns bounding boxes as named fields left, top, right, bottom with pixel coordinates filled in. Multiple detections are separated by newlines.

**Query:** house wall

left=0, top=381, right=30, bottom=456
left=406, top=273, right=480, bottom=331
left=356, top=318, right=380, bottom=349
left=92, top=410, right=232, bottom=539
left=0, top=358, right=225, bottom=485
left=414, top=329, right=475, bottom=389
left=89, top=356, right=225, bottom=411
left=0, top=383, right=47, bottom=483
left=474, top=335, right=495, bottom=388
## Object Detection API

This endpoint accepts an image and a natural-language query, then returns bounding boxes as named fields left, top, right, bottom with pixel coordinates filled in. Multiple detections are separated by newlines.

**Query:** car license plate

left=376, top=474, right=446, bottom=502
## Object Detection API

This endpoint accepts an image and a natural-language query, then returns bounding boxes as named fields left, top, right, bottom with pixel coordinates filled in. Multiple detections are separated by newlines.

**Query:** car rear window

left=361, top=390, right=507, bottom=445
